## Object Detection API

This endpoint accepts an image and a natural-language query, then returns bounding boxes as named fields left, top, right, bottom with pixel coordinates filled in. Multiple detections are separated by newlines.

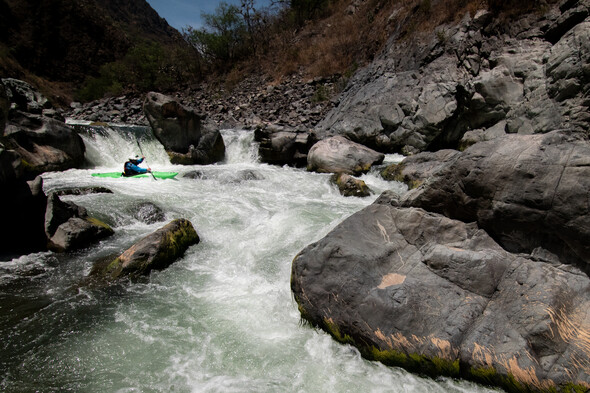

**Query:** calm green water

left=0, top=127, right=501, bottom=393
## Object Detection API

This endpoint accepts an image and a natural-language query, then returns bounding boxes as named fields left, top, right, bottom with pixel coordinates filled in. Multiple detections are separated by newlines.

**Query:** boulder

left=48, top=217, right=114, bottom=253
left=401, top=130, right=590, bottom=271
left=292, top=193, right=590, bottom=392
left=254, top=125, right=317, bottom=167
left=45, top=192, right=113, bottom=252
left=143, top=92, right=225, bottom=165
left=381, top=149, right=461, bottom=189
left=2, top=112, right=85, bottom=176
left=0, top=174, right=47, bottom=256
left=307, top=136, right=384, bottom=175
left=101, top=219, right=199, bottom=279
left=45, top=192, right=87, bottom=238
left=330, top=173, right=371, bottom=197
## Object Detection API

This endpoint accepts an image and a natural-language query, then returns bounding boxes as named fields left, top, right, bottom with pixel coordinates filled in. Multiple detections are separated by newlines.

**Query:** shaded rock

left=45, top=192, right=87, bottom=238
left=53, top=186, right=113, bottom=196
left=167, top=129, right=226, bottom=165
left=47, top=217, right=114, bottom=253
left=0, top=143, right=23, bottom=184
left=0, top=80, right=8, bottom=135
left=182, top=170, right=207, bottom=179
left=45, top=192, right=113, bottom=252
left=2, top=78, right=50, bottom=115
left=143, top=92, right=225, bottom=165
left=291, top=197, right=590, bottom=392
left=402, top=130, right=590, bottom=271
left=307, top=136, right=384, bottom=175
left=544, top=3, right=589, bottom=44
left=381, top=149, right=461, bottom=189
left=0, top=174, right=47, bottom=256
left=254, top=125, right=317, bottom=167
left=101, top=218, right=199, bottom=279
left=2, top=111, right=85, bottom=176
left=331, top=172, right=371, bottom=197
left=132, top=201, right=165, bottom=224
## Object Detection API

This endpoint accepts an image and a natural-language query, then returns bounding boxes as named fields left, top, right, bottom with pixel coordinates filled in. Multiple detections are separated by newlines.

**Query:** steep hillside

left=0, top=0, right=190, bottom=101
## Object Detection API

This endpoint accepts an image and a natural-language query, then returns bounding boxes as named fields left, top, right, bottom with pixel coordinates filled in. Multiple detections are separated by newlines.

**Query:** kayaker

left=123, top=155, right=151, bottom=176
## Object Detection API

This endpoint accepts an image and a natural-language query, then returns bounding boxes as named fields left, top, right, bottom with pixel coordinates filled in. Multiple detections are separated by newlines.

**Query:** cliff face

left=315, top=0, right=590, bottom=154
left=0, top=0, right=187, bottom=84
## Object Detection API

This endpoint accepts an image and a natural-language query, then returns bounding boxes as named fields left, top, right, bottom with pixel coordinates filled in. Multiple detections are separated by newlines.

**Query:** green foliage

left=76, top=42, right=199, bottom=102
left=183, top=2, right=249, bottom=71
left=311, top=85, right=329, bottom=103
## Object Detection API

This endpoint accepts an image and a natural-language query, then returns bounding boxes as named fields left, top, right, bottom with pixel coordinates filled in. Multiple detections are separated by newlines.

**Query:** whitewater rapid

left=0, top=126, right=501, bottom=393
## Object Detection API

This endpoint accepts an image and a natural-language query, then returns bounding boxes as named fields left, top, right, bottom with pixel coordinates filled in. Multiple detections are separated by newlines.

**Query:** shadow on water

left=0, top=247, right=145, bottom=389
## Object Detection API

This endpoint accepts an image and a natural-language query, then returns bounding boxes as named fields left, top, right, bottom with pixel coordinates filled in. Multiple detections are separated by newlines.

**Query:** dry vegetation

left=236, top=0, right=559, bottom=85
left=0, top=0, right=560, bottom=104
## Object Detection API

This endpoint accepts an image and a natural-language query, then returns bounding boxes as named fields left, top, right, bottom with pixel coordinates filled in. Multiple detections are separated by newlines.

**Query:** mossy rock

left=102, top=218, right=199, bottom=279
left=381, top=163, right=422, bottom=189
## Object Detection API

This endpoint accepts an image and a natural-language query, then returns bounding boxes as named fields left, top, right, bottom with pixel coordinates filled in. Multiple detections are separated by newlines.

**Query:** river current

left=0, top=126, right=500, bottom=392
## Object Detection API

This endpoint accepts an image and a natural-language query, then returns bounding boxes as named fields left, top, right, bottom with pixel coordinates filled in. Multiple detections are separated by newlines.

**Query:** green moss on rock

left=102, top=218, right=199, bottom=279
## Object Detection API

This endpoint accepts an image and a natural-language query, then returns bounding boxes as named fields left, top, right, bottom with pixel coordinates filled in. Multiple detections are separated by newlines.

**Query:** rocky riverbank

left=292, top=1, right=590, bottom=392
left=65, top=72, right=341, bottom=131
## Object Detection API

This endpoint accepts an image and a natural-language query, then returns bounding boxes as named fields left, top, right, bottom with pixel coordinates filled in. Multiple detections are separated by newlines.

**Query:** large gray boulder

left=307, top=136, right=384, bottom=175
left=292, top=193, right=590, bottom=392
left=143, top=92, right=225, bottom=165
left=402, top=130, right=590, bottom=271
left=100, top=219, right=199, bottom=279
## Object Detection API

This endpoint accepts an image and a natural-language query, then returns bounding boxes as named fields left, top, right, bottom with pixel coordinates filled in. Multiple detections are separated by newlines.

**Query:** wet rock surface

left=99, top=218, right=199, bottom=279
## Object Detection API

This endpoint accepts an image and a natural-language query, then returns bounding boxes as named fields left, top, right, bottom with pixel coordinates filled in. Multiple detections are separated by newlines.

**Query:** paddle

left=136, top=139, right=157, bottom=181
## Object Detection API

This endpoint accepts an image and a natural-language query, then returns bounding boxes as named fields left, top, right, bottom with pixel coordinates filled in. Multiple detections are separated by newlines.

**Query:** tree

left=183, top=2, right=248, bottom=70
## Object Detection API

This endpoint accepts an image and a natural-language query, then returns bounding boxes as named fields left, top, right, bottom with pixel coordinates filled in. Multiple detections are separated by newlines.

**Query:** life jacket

left=123, top=159, right=141, bottom=176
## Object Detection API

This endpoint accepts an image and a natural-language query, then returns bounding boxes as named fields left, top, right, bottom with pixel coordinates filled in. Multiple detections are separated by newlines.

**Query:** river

left=0, top=126, right=501, bottom=392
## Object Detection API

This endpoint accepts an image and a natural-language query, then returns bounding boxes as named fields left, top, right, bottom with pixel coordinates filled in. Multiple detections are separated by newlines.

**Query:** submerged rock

left=291, top=195, right=590, bottom=392
left=330, top=172, right=371, bottom=197
left=101, top=218, right=199, bottom=279
left=52, top=186, right=113, bottom=196
left=132, top=201, right=165, bottom=224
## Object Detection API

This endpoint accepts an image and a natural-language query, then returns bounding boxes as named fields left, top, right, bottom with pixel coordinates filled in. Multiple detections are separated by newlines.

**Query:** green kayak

left=91, top=171, right=178, bottom=179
